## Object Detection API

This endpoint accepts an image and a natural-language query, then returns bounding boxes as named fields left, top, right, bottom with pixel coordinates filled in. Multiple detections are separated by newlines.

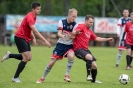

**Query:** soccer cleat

left=125, top=66, right=130, bottom=70
left=12, top=78, right=21, bottom=83
left=87, top=75, right=92, bottom=81
left=1, top=51, right=11, bottom=62
left=36, top=78, right=45, bottom=83
left=91, top=80, right=102, bottom=83
left=115, top=64, right=119, bottom=67
left=64, top=75, right=71, bottom=82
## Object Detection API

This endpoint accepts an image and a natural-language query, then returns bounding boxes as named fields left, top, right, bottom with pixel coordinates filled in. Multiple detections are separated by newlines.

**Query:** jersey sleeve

left=74, top=24, right=82, bottom=32
left=58, top=20, right=63, bottom=30
left=117, top=18, right=122, bottom=35
left=27, top=17, right=35, bottom=26
left=89, top=30, right=97, bottom=41
left=124, top=22, right=128, bottom=32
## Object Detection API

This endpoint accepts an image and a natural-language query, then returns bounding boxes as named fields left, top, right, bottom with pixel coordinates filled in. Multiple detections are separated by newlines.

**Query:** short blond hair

left=68, top=8, right=78, bottom=14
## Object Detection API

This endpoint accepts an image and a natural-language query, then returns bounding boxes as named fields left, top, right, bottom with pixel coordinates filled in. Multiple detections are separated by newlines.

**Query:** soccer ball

left=119, top=74, right=130, bottom=85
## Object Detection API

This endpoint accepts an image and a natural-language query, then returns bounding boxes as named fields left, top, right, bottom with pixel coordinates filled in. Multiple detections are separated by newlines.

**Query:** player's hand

left=61, top=35, right=65, bottom=40
left=32, top=38, right=37, bottom=45
left=121, top=40, right=125, bottom=46
left=117, top=34, right=120, bottom=38
left=76, top=30, right=81, bottom=34
left=45, top=41, right=51, bottom=48
left=108, top=37, right=114, bottom=42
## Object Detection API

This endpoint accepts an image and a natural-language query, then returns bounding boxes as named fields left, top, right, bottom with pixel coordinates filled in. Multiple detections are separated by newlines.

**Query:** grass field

left=0, top=45, right=132, bottom=88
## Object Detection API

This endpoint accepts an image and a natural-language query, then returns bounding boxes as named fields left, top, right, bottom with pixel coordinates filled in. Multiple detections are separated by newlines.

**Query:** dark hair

left=85, top=15, right=94, bottom=20
left=31, top=2, right=41, bottom=9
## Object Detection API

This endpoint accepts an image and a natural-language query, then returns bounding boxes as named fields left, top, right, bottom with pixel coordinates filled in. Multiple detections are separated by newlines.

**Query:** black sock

left=91, top=69, right=97, bottom=82
left=126, top=55, right=131, bottom=66
left=9, top=54, right=23, bottom=60
left=86, top=60, right=92, bottom=77
left=130, top=56, right=132, bottom=66
left=14, top=61, right=27, bottom=78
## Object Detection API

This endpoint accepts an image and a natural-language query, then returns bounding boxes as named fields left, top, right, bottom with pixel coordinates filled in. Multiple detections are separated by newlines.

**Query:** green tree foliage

left=0, top=0, right=132, bottom=17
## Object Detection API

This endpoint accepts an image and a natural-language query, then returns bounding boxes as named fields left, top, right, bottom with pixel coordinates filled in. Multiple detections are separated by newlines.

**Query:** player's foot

left=36, top=78, right=45, bottom=83
left=130, top=65, right=132, bottom=68
left=87, top=75, right=92, bottom=81
left=91, top=80, right=102, bottom=83
left=125, top=66, right=130, bottom=70
left=12, top=78, right=21, bottom=83
left=1, top=51, right=11, bottom=62
left=115, top=64, right=119, bottom=67
left=64, top=75, right=71, bottom=82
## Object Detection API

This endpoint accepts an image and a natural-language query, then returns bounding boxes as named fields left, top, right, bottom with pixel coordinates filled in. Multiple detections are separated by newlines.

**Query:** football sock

left=65, top=61, right=74, bottom=75
left=91, top=69, right=97, bottom=82
left=9, top=54, right=23, bottom=60
left=42, top=65, right=51, bottom=79
left=86, top=60, right=92, bottom=76
left=116, top=52, right=122, bottom=64
left=86, top=63, right=91, bottom=76
left=130, top=56, right=132, bottom=66
left=126, top=55, right=131, bottom=66
left=14, top=61, right=27, bottom=78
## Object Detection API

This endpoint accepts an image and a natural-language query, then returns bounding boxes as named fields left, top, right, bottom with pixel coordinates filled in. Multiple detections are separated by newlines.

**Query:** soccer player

left=72, top=15, right=114, bottom=83
left=121, top=12, right=133, bottom=70
left=115, top=9, right=130, bottom=67
left=1, top=2, right=51, bottom=83
left=36, top=8, right=78, bottom=83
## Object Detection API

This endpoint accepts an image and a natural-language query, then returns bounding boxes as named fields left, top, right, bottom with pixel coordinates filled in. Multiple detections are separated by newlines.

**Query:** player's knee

left=85, top=54, right=93, bottom=60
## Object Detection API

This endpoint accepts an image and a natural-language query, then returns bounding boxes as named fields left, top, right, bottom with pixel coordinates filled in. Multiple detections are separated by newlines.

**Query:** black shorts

left=74, top=48, right=96, bottom=62
left=15, top=36, right=31, bottom=53
left=126, top=44, right=133, bottom=50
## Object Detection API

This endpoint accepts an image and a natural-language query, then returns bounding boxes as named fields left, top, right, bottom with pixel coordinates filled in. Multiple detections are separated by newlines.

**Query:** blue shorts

left=51, top=43, right=73, bottom=60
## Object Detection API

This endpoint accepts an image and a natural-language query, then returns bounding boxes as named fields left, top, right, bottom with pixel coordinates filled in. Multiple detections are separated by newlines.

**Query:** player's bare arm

left=95, top=37, right=114, bottom=42
left=31, top=31, right=37, bottom=45
left=72, top=29, right=81, bottom=35
left=30, top=25, right=51, bottom=47
left=57, top=30, right=65, bottom=40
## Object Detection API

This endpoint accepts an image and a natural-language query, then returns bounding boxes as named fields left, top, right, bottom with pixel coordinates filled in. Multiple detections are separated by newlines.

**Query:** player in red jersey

left=121, top=12, right=133, bottom=70
left=72, top=15, right=114, bottom=83
left=1, top=2, right=51, bottom=83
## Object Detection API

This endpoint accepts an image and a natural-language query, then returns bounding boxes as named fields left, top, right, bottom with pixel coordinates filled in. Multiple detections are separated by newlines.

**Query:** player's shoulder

left=60, top=18, right=67, bottom=21
left=119, top=17, right=124, bottom=20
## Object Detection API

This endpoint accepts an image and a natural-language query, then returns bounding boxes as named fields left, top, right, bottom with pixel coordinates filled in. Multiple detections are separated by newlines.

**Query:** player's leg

left=36, top=58, right=57, bottom=83
left=64, top=50, right=74, bottom=82
left=37, top=43, right=63, bottom=83
left=116, top=39, right=126, bottom=67
left=125, top=44, right=131, bottom=70
left=116, top=49, right=123, bottom=67
left=12, top=36, right=31, bottom=83
left=1, top=37, right=25, bottom=62
left=75, top=49, right=93, bottom=81
left=129, top=46, right=133, bottom=67
left=91, top=61, right=102, bottom=83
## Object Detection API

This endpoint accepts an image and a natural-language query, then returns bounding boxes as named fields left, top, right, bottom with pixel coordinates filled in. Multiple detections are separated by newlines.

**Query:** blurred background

left=0, top=0, right=133, bottom=46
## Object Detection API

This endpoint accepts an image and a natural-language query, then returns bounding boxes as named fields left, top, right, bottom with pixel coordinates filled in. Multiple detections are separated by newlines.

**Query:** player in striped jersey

left=36, top=8, right=78, bottom=83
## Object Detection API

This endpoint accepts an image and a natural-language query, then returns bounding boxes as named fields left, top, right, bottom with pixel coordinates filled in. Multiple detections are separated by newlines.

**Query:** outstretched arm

left=95, top=37, right=114, bottom=42
left=30, top=25, right=51, bottom=47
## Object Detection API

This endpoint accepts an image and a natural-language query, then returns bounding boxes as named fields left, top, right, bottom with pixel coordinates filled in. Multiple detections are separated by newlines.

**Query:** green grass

left=0, top=45, right=132, bottom=88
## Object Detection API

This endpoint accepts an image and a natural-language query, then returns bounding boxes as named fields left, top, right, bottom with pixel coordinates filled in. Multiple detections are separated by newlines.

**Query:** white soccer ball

left=119, top=74, right=130, bottom=85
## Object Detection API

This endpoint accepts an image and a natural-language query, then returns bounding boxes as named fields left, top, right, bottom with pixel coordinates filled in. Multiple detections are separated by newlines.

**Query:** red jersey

left=15, top=12, right=36, bottom=42
left=73, top=24, right=97, bottom=51
left=124, top=22, right=133, bottom=45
